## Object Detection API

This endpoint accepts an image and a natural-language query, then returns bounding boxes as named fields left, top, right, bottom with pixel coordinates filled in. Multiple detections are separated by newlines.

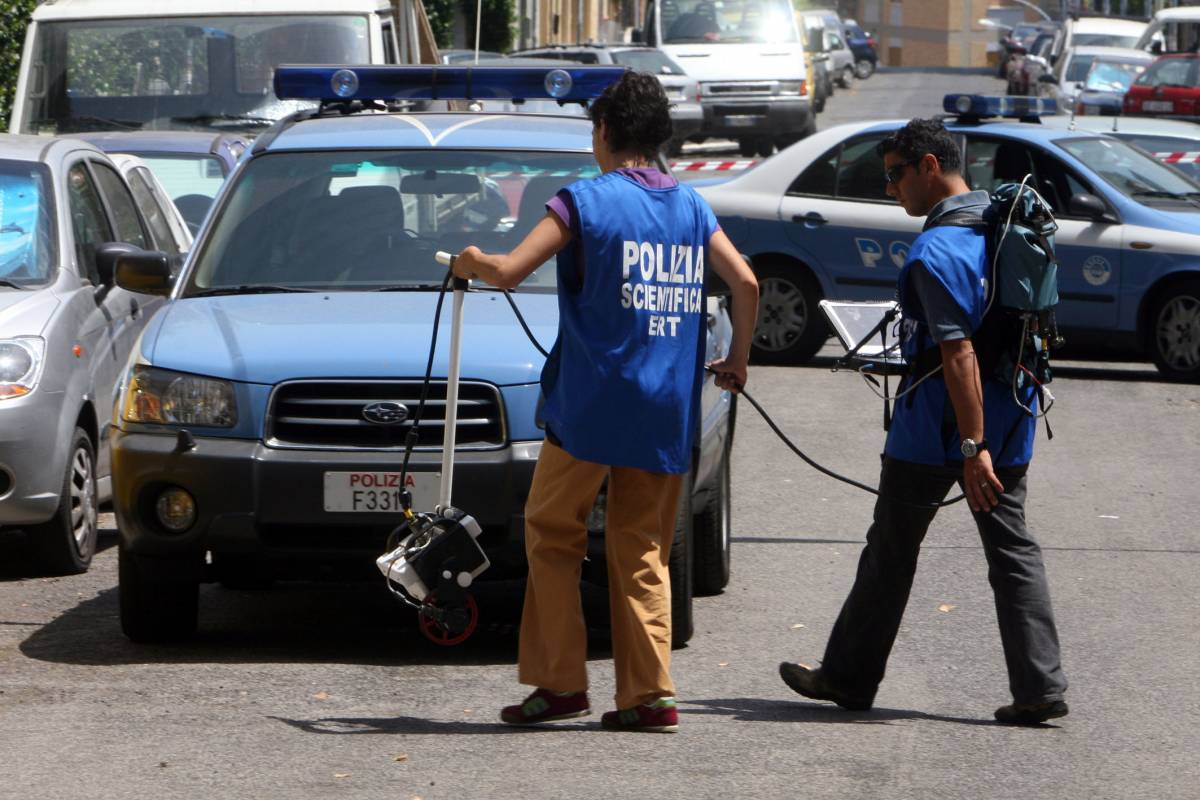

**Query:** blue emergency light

left=944, top=94, right=1058, bottom=119
left=274, top=65, right=628, bottom=103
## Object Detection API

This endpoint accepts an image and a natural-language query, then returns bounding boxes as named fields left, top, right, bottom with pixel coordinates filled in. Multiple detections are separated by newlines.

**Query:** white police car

left=699, top=94, right=1200, bottom=381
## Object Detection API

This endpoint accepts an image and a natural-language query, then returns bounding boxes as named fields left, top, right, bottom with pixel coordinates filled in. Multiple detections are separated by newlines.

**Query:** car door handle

left=792, top=212, right=828, bottom=226
left=130, top=298, right=140, bottom=319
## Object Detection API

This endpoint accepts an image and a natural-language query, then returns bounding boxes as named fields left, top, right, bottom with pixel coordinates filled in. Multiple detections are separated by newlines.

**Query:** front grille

left=267, top=380, right=505, bottom=450
left=708, top=82, right=774, bottom=95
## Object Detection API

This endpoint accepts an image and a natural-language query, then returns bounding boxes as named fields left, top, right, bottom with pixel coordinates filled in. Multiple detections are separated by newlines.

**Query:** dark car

left=843, top=18, right=877, bottom=79
left=73, top=131, right=249, bottom=234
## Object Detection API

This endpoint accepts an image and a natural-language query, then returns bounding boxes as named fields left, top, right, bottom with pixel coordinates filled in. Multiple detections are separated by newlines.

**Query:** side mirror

left=1150, top=40, right=1163, bottom=55
left=1068, top=193, right=1110, bottom=222
left=102, top=243, right=173, bottom=295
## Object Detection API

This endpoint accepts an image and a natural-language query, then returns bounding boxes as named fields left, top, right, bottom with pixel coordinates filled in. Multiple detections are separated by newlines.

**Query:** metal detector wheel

left=418, top=592, right=479, bottom=646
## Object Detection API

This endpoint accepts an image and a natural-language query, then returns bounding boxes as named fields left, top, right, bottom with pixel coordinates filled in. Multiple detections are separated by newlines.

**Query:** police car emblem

left=1082, top=255, right=1112, bottom=287
left=362, top=401, right=410, bottom=425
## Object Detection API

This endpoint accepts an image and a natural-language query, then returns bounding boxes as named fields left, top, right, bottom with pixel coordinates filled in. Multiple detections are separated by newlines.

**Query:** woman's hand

left=453, top=246, right=484, bottom=281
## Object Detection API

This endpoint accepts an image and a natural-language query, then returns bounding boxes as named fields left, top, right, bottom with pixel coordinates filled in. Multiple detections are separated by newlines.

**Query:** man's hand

left=963, top=450, right=1004, bottom=513
left=706, top=356, right=747, bottom=393
left=452, top=246, right=484, bottom=281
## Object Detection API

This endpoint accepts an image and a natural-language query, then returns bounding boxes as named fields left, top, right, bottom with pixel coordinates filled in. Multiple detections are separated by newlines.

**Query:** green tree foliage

left=460, top=0, right=514, bottom=53
left=1, top=0, right=37, bottom=129
left=424, top=0, right=458, bottom=47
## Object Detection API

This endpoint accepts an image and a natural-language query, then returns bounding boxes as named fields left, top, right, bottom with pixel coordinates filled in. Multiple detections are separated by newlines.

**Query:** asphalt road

left=3, top=70, right=1199, bottom=800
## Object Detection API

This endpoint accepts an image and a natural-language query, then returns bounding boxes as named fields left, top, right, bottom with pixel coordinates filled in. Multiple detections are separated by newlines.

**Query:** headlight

left=776, top=81, right=804, bottom=95
left=122, top=365, right=237, bottom=427
left=0, top=337, right=45, bottom=400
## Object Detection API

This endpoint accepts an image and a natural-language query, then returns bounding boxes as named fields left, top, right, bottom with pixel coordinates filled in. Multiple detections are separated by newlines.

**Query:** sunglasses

left=884, top=158, right=921, bottom=185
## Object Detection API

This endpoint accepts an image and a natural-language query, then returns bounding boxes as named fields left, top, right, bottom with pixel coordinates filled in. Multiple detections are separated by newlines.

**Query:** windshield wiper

left=0, top=279, right=26, bottom=289
left=1132, top=190, right=1200, bottom=200
left=171, top=114, right=278, bottom=129
left=372, top=283, right=451, bottom=292
left=188, top=285, right=317, bottom=297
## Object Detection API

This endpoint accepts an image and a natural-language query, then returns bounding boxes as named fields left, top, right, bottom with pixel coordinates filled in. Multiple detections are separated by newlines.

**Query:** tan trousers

left=517, top=439, right=684, bottom=710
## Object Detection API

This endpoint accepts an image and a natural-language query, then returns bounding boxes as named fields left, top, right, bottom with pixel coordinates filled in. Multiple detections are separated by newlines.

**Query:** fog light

left=155, top=487, right=196, bottom=533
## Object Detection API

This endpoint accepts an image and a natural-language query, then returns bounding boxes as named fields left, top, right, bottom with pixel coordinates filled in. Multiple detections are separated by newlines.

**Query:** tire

left=1148, top=279, right=1200, bottom=381
left=28, top=427, right=98, bottom=575
left=693, top=424, right=732, bottom=596
left=754, top=138, right=774, bottom=158
left=668, top=483, right=694, bottom=648
left=774, top=132, right=802, bottom=153
left=838, top=65, right=855, bottom=89
left=751, top=260, right=829, bottom=365
left=812, top=90, right=826, bottom=113
left=119, top=544, right=200, bottom=643
left=738, top=139, right=757, bottom=158
left=855, top=58, right=875, bottom=79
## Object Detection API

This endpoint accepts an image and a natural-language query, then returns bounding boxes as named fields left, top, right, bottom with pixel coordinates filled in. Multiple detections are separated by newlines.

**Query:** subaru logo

left=362, top=401, right=410, bottom=426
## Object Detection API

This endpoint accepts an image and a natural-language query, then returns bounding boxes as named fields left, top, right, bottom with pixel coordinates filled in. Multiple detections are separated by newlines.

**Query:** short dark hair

left=588, top=71, right=673, bottom=158
left=876, top=118, right=962, bottom=175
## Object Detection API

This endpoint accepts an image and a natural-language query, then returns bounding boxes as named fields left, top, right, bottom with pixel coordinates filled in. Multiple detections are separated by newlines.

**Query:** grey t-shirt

left=909, top=261, right=972, bottom=343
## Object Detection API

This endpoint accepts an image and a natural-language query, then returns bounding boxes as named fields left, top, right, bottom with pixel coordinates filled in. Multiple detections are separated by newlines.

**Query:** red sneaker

left=500, top=688, right=590, bottom=726
left=601, top=697, right=679, bottom=733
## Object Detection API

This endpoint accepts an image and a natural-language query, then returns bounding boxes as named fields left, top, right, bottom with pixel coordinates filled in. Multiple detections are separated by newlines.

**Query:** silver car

left=0, top=135, right=188, bottom=574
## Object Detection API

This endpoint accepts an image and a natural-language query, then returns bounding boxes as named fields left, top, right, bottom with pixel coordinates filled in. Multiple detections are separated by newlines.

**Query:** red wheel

left=417, top=593, right=479, bottom=646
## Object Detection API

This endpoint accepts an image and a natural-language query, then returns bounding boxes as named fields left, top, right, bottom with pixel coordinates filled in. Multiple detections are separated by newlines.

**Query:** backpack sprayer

left=374, top=252, right=490, bottom=645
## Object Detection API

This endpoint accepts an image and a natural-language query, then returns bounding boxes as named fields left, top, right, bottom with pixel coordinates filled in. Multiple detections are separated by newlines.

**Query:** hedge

left=1, top=0, right=36, bottom=129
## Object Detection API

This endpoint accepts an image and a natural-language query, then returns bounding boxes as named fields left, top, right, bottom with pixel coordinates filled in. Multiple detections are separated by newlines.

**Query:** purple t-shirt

left=545, top=167, right=679, bottom=233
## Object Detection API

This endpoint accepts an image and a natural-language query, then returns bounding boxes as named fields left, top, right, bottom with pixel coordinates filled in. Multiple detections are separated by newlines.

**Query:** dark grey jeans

left=821, top=456, right=1068, bottom=706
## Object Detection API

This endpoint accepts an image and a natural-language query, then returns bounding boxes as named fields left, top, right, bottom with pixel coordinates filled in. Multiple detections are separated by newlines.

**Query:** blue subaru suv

left=107, top=66, right=737, bottom=645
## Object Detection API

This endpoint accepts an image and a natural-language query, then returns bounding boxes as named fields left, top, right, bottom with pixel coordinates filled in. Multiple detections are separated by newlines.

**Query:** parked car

left=1124, top=53, right=1200, bottom=121
left=696, top=94, right=1200, bottom=381
left=107, top=154, right=193, bottom=263
left=1054, top=15, right=1148, bottom=63
left=107, top=65, right=738, bottom=644
left=1071, top=56, right=1152, bottom=116
left=797, top=9, right=855, bottom=89
left=1040, top=113, right=1200, bottom=181
left=1039, top=45, right=1150, bottom=108
left=797, top=14, right=835, bottom=112
left=510, top=44, right=702, bottom=154
left=74, top=132, right=249, bottom=235
left=0, top=135, right=191, bottom=574
left=439, top=49, right=505, bottom=64
left=1135, top=5, right=1200, bottom=54
left=842, top=18, right=878, bottom=79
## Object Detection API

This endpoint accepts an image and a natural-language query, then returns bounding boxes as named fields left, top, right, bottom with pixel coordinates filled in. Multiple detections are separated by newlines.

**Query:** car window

left=1136, top=58, right=1197, bottom=88
left=125, top=167, right=181, bottom=256
left=964, top=137, right=1092, bottom=215
left=1084, top=60, right=1146, bottom=92
left=187, top=150, right=600, bottom=294
left=0, top=161, right=56, bottom=285
left=132, top=154, right=226, bottom=205
left=1071, top=33, right=1139, bottom=49
left=787, top=143, right=839, bottom=196
left=66, top=163, right=113, bottom=283
left=1064, top=54, right=1096, bottom=82
left=90, top=162, right=149, bottom=249
left=826, top=32, right=845, bottom=50
left=836, top=136, right=892, bottom=202
left=1056, top=136, right=1200, bottom=204
left=610, top=49, right=681, bottom=74
left=660, top=0, right=799, bottom=45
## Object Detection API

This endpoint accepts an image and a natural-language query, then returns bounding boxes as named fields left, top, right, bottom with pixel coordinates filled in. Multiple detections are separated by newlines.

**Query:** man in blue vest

left=451, top=72, right=759, bottom=732
left=778, top=118, right=1069, bottom=725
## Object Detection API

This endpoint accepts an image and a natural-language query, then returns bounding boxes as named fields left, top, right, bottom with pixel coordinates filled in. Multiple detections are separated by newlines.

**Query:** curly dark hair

left=875, top=117, right=962, bottom=175
left=588, top=71, right=673, bottom=158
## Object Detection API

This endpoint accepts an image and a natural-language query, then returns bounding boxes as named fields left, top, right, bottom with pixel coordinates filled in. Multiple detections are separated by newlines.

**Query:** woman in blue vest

left=778, top=118, right=1069, bottom=725
left=452, top=72, right=759, bottom=732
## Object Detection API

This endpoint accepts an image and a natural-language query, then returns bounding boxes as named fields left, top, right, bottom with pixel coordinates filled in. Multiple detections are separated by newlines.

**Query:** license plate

left=724, top=115, right=763, bottom=127
left=323, top=471, right=440, bottom=513
left=1143, top=100, right=1175, bottom=113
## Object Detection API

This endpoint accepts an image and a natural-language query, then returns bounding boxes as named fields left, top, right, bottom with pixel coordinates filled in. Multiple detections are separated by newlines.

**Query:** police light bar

left=274, top=65, right=628, bottom=103
left=944, top=94, right=1058, bottom=118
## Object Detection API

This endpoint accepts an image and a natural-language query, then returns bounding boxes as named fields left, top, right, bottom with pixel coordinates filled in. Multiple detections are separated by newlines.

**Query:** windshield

left=1064, top=55, right=1096, bottom=83
left=1057, top=137, right=1200, bottom=203
left=19, top=15, right=371, bottom=135
left=130, top=153, right=228, bottom=233
left=1112, top=134, right=1200, bottom=181
left=1072, top=33, right=1140, bottom=48
left=1084, top=60, right=1147, bottom=93
left=0, top=162, right=56, bottom=287
left=660, top=0, right=799, bottom=44
left=611, top=49, right=684, bottom=75
left=186, top=150, right=600, bottom=295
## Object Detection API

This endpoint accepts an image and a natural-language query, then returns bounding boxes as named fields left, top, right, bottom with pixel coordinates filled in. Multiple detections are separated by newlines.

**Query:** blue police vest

left=540, top=171, right=716, bottom=474
left=886, top=219, right=1037, bottom=468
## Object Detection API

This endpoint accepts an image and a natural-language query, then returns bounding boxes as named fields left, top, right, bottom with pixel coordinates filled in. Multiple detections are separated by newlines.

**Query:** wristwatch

left=960, top=438, right=989, bottom=458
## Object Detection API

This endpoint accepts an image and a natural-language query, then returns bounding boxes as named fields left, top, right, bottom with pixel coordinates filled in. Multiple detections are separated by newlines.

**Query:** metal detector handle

left=435, top=251, right=467, bottom=509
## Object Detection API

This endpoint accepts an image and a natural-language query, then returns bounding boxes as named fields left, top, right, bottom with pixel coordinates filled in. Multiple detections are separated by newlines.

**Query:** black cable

left=399, top=269, right=453, bottom=492
left=500, top=289, right=551, bottom=358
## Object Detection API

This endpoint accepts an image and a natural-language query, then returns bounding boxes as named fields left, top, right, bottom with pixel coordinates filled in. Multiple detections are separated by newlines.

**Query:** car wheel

left=738, top=139, right=757, bottom=158
left=752, top=260, right=829, bottom=364
left=1149, top=279, right=1200, bottom=381
left=755, top=138, right=774, bottom=158
left=693, top=418, right=732, bottom=596
left=813, top=91, right=826, bottom=113
left=119, top=544, right=200, bottom=642
left=855, top=59, right=875, bottom=79
left=668, top=483, right=694, bottom=648
left=28, top=427, right=98, bottom=575
left=838, top=65, right=855, bottom=88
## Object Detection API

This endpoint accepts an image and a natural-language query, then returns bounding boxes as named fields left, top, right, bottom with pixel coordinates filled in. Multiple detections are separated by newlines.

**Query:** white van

left=10, top=0, right=418, bottom=136
left=638, top=0, right=814, bottom=158
left=1054, top=16, right=1147, bottom=62
left=1135, top=6, right=1200, bottom=54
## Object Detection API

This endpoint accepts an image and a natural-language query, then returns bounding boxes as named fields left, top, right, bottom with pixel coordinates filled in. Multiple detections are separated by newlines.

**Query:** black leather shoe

left=778, top=662, right=873, bottom=711
left=994, top=699, right=1069, bottom=725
